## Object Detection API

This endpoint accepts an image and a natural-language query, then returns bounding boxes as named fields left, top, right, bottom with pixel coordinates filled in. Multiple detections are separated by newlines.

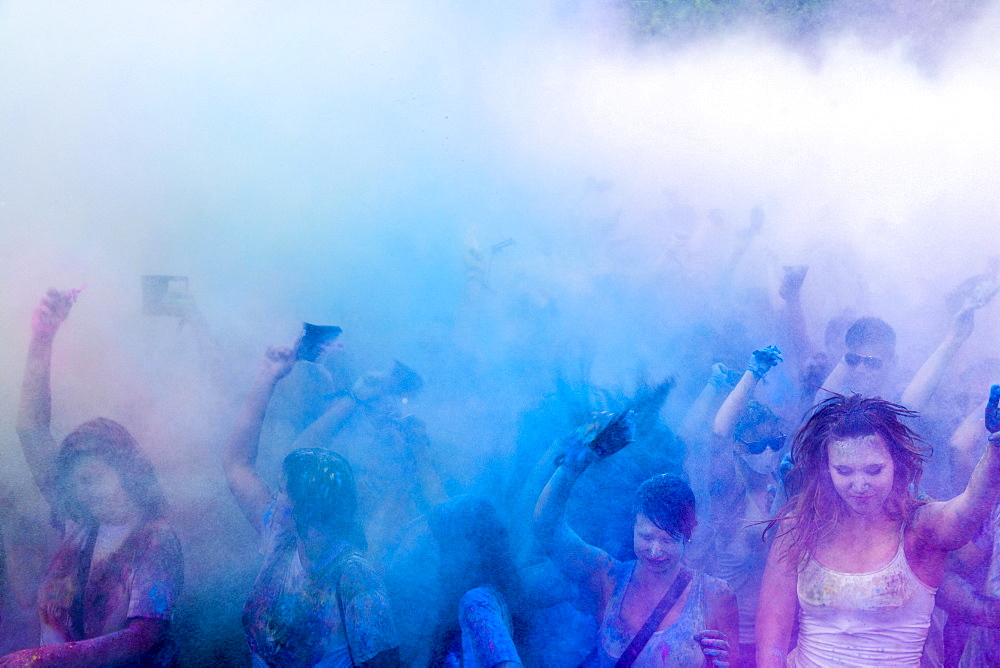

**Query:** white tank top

left=789, top=527, right=937, bottom=667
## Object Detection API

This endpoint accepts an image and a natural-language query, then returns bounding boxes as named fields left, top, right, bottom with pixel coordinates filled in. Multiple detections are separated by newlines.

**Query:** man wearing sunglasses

left=815, top=316, right=897, bottom=401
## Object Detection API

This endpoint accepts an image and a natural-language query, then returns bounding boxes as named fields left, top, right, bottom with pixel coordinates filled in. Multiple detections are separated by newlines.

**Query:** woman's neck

left=632, top=560, right=682, bottom=591
left=838, top=507, right=897, bottom=533
left=297, top=530, right=348, bottom=572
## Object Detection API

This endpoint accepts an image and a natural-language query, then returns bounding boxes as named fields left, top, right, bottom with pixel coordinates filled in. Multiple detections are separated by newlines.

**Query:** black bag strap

left=71, top=524, right=99, bottom=639
left=614, top=567, right=693, bottom=668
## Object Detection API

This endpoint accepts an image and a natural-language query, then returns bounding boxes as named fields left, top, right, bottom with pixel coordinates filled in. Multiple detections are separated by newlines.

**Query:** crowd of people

left=1, top=250, right=1000, bottom=668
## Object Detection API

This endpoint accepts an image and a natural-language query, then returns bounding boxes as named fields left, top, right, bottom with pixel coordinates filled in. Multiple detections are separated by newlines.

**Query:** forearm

left=1, top=619, right=162, bottom=667
left=293, top=395, right=358, bottom=450
left=16, top=335, right=54, bottom=437
left=533, top=464, right=610, bottom=598
left=15, top=334, right=59, bottom=495
left=937, top=571, right=1000, bottom=628
left=780, top=295, right=811, bottom=362
left=677, top=383, right=721, bottom=443
left=900, top=335, right=963, bottom=412
left=937, top=436, right=1000, bottom=548
left=713, top=371, right=757, bottom=438
left=405, top=426, right=447, bottom=512
left=949, top=400, right=988, bottom=485
left=511, top=442, right=564, bottom=563
left=517, top=442, right=563, bottom=514
left=755, top=610, right=793, bottom=668
left=532, top=466, right=580, bottom=543
left=756, top=537, right=797, bottom=668
left=223, top=373, right=277, bottom=472
left=815, top=362, right=849, bottom=400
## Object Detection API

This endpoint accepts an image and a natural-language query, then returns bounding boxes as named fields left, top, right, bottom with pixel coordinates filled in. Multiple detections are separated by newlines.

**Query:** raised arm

left=813, top=357, right=851, bottom=402
left=900, top=307, right=976, bottom=413
left=292, top=394, right=358, bottom=451
left=940, top=571, right=1000, bottom=629
left=755, top=530, right=798, bottom=668
left=913, top=431, right=1000, bottom=551
left=223, top=345, right=296, bottom=533
left=712, top=346, right=782, bottom=440
left=677, top=363, right=737, bottom=446
left=15, top=289, right=79, bottom=504
left=294, top=367, right=414, bottom=451
left=532, top=431, right=615, bottom=603
left=395, top=415, right=448, bottom=514
left=946, top=397, right=990, bottom=490
left=778, top=266, right=812, bottom=363
left=0, top=618, right=165, bottom=668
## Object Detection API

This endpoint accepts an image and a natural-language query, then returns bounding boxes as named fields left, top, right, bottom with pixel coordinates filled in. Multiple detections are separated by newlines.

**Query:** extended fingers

left=697, top=637, right=729, bottom=648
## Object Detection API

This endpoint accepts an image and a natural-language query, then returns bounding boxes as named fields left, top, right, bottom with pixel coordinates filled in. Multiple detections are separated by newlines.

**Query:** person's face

left=826, top=434, right=895, bottom=517
left=633, top=513, right=685, bottom=574
left=69, top=455, right=134, bottom=524
left=736, top=420, right=785, bottom=475
left=842, top=342, right=894, bottom=394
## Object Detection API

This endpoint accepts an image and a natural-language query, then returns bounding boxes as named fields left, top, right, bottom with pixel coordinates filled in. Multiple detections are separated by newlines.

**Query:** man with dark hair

left=815, top=316, right=897, bottom=400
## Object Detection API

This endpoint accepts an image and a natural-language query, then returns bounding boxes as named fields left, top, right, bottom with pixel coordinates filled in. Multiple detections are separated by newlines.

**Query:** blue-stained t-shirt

left=243, top=500, right=399, bottom=667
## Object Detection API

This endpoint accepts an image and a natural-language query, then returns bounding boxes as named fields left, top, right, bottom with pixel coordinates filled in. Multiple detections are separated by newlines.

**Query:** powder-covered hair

left=53, top=417, right=166, bottom=525
left=845, top=317, right=896, bottom=352
left=775, top=394, right=929, bottom=565
left=734, top=400, right=780, bottom=439
left=281, top=448, right=365, bottom=549
left=633, top=474, right=697, bottom=541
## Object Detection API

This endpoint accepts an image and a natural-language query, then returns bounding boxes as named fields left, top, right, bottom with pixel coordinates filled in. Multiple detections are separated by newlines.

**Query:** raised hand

left=694, top=629, right=731, bottom=667
left=557, top=423, right=598, bottom=474
left=31, top=288, right=81, bottom=339
left=710, top=362, right=741, bottom=390
left=748, top=345, right=783, bottom=379
left=259, top=345, right=296, bottom=383
left=987, top=385, right=1000, bottom=434
left=779, top=265, right=808, bottom=302
left=967, top=277, right=999, bottom=310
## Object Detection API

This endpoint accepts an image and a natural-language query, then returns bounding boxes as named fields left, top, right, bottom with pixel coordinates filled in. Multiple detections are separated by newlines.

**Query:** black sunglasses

left=844, top=352, right=883, bottom=370
left=736, top=433, right=785, bottom=455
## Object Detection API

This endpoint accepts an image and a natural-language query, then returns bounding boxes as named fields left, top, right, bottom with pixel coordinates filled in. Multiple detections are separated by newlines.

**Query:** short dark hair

left=54, top=418, right=166, bottom=524
left=845, top=317, right=896, bottom=352
left=632, top=474, right=696, bottom=541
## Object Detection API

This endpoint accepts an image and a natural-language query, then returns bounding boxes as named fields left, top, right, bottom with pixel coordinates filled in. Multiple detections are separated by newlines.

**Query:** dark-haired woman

left=3, top=290, right=183, bottom=666
left=224, top=344, right=399, bottom=667
left=534, top=432, right=738, bottom=667
left=427, top=496, right=524, bottom=668
left=756, top=394, right=1000, bottom=667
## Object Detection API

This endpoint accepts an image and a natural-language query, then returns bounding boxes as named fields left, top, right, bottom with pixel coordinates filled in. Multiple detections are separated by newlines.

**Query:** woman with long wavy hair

left=756, top=394, right=1000, bottom=667
left=3, top=290, right=183, bottom=667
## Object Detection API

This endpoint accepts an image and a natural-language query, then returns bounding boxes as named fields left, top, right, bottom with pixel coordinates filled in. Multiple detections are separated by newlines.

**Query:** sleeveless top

left=790, top=527, right=937, bottom=667
left=598, top=562, right=713, bottom=667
